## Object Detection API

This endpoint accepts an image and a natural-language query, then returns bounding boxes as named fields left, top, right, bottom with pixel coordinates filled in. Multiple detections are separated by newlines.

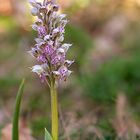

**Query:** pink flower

left=44, top=45, right=55, bottom=56
left=37, top=26, right=46, bottom=37
left=29, top=0, right=74, bottom=83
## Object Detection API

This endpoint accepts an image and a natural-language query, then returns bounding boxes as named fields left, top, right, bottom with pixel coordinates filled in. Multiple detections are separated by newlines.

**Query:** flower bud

left=53, top=71, right=61, bottom=79
left=58, top=36, right=64, bottom=42
left=31, top=7, right=38, bottom=16
left=59, top=14, right=66, bottom=20
left=31, top=65, right=44, bottom=75
left=29, top=0, right=37, bottom=6
left=52, top=4, right=59, bottom=11
left=57, top=48, right=65, bottom=54
left=32, top=24, right=38, bottom=30
left=28, top=47, right=39, bottom=58
left=61, top=43, right=72, bottom=52
left=39, top=6, right=47, bottom=13
left=35, top=38, right=44, bottom=43
left=64, top=60, right=74, bottom=67
left=44, top=35, right=50, bottom=41
left=35, top=19, right=43, bottom=25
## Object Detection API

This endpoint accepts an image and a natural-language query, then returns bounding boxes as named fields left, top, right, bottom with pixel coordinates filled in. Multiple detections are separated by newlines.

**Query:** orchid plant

left=12, top=0, right=73, bottom=140
left=28, top=0, right=73, bottom=139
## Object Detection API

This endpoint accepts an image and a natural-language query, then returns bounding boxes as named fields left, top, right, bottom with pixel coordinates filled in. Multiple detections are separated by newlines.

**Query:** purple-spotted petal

left=37, top=26, right=46, bottom=36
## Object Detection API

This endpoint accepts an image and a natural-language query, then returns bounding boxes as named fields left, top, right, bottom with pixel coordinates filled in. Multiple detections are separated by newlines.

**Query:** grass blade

left=12, top=79, right=25, bottom=140
left=45, top=128, right=52, bottom=140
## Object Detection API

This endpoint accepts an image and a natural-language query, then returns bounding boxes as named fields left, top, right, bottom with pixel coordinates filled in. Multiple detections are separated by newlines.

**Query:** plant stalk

left=50, top=80, right=58, bottom=140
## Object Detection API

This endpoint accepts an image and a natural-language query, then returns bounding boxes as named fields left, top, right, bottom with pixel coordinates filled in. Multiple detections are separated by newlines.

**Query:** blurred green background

left=0, top=0, right=140, bottom=139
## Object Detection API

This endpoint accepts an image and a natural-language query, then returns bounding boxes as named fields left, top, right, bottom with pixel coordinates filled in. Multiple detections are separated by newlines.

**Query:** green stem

left=50, top=81, right=58, bottom=140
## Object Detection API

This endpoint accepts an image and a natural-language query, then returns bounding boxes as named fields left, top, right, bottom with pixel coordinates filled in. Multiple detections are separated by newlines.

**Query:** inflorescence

left=29, top=0, right=74, bottom=85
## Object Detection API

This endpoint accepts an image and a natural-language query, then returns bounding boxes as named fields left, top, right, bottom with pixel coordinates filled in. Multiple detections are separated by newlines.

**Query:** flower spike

left=29, top=0, right=74, bottom=85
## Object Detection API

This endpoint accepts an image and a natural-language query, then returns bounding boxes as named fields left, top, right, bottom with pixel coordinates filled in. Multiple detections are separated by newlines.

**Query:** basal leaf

left=45, top=128, right=52, bottom=140
left=12, top=79, right=25, bottom=140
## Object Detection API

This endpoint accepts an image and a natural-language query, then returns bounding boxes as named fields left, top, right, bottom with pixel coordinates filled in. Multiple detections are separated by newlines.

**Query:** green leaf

left=45, top=128, right=52, bottom=140
left=12, top=79, right=25, bottom=140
